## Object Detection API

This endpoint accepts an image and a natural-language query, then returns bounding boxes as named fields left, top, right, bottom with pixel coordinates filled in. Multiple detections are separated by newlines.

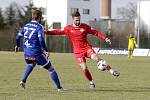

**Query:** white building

left=33, top=0, right=101, bottom=28
left=32, top=0, right=140, bottom=28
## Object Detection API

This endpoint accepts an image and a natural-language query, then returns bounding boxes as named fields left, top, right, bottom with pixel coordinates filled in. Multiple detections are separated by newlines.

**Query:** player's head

left=71, top=10, right=81, bottom=26
left=129, top=33, right=134, bottom=38
left=32, top=9, right=42, bottom=23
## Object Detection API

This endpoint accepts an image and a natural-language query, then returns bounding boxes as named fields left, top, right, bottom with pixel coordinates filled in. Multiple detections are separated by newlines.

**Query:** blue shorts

left=25, top=54, right=52, bottom=68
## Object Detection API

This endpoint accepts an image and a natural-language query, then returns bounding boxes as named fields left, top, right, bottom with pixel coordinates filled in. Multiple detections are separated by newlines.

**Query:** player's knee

left=45, top=66, right=54, bottom=72
left=48, top=67, right=54, bottom=72
left=43, top=62, right=54, bottom=71
left=81, top=66, right=87, bottom=70
left=80, top=63, right=87, bottom=70
left=91, top=54, right=100, bottom=61
left=28, top=63, right=36, bottom=68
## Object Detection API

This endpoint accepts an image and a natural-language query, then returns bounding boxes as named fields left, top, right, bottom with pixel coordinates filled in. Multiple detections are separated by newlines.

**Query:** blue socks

left=22, top=64, right=34, bottom=83
left=50, top=70, right=62, bottom=89
left=21, top=63, right=62, bottom=89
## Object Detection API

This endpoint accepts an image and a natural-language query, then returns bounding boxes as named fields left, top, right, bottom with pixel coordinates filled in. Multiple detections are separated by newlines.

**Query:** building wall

left=47, top=0, right=68, bottom=28
left=67, top=0, right=101, bottom=25
left=33, top=0, right=101, bottom=28
left=32, top=0, right=140, bottom=28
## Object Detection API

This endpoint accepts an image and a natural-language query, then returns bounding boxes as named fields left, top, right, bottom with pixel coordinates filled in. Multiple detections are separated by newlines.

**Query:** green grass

left=0, top=51, right=150, bottom=100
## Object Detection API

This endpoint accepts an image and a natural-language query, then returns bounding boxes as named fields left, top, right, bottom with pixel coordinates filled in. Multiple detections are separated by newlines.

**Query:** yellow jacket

left=128, top=37, right=136, bottom=49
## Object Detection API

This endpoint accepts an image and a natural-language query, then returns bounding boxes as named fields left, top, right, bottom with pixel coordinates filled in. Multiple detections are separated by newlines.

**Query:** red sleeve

left=87, top=25, right=106, bottom=41
left=46, top=29, right=66, bottom=35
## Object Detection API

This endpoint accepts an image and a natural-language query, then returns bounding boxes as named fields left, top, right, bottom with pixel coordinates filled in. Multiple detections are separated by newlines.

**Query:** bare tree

left=117, top=2, right=137, bottom=20
left=0, top=8, right=5, bottom=29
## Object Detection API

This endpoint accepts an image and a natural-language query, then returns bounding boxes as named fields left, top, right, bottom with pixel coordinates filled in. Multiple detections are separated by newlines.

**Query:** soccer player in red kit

left=46, top=11, right=120, bottom=88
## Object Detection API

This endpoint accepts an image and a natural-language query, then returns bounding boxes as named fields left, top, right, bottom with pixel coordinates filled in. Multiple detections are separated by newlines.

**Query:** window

left=83, top=9, right=90, bottom=15
left=83, top=0, right=90, bottom=1
left=71, top=8, right=79, bottom=15
left=53, top=22, right=61, bottom=29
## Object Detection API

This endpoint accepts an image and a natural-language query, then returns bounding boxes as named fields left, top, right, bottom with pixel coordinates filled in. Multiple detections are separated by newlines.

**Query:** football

left=97, top=60, right=108, bottom=71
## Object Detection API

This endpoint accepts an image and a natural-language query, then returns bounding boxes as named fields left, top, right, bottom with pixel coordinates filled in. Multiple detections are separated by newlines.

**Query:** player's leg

left=37, top=54, right=63, bottom=91
left=44, top=63, right=63, bottom=91
left=88, top=48, right=120, bottom=77
left=128, top=49, right=131, bottom=58
left=20, top=59, right=36, bottom=89
left=128, top=46, right=132, bottom=59
left=77, top=57, right=95, bottom=88
left=130, top=48, right=134, bottom=58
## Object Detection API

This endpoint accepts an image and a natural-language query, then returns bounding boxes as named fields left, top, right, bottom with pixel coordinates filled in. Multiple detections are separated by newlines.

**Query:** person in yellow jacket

left=128, top=33, right=136, bottom=59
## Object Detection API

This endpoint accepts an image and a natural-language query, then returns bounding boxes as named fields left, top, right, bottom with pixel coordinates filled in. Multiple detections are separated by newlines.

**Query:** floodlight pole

left=137, top=0, right=141, bottom=48
left=45, top=0, right=48, bottom=46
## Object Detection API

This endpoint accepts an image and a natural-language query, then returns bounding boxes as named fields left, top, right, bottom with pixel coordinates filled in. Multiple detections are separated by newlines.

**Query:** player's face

left=130, top=34, right=134, bottom=38
left=73, top=16, right=80, bottom=26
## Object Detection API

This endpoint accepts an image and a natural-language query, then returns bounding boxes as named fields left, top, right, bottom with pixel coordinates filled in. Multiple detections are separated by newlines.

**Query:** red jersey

left=47, top=23, right=106, bottom=54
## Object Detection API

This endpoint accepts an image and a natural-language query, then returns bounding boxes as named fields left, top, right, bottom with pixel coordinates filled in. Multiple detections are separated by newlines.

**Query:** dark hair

left=72, top=11, right=80, bottom=17
left=32, top=10, right=42, bottom=20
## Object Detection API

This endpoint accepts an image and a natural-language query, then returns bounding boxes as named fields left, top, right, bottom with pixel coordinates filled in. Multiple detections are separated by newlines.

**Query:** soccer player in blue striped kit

left=15, top=10, right=63, bottom=91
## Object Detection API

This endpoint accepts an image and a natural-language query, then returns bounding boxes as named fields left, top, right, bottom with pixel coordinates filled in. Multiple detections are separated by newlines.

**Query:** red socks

left=106, top=65, right=114, bottom=74
left=83, top=69, right=93, bottom=81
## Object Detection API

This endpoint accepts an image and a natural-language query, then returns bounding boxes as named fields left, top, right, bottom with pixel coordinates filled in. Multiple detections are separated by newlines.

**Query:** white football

left=97, top=60, right=108, bottom=71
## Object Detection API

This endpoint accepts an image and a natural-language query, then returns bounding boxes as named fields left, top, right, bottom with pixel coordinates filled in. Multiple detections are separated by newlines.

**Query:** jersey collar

left=31, top=20, right=38, bottom=23
left=72, top=23, right=81, bottom=27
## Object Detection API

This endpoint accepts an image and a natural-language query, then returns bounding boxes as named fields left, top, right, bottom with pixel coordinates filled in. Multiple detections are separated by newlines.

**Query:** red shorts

left=75, top=48, right=96, bottom=65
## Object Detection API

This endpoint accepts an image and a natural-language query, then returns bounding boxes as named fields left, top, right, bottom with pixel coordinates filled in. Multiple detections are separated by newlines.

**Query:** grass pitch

left=0, top=51, right=150, bottom=100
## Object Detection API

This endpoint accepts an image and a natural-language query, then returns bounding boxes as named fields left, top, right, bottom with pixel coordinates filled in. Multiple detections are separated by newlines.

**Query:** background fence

left=0, top=27, right=17, bottom=51
left=0, top=20, right=149, bottom=52
left=46, top=20, right=135, bottom=52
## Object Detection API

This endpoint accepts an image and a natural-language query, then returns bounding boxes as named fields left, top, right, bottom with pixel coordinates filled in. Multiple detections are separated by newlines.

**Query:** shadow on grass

left=67, top=87, right=150, bottom=93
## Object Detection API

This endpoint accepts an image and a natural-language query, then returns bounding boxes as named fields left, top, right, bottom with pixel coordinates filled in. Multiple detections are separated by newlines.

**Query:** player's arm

left=133, top=38, right=137, bottom=48
left=46, top=29, right=66, bottom=35
left=87, top=26, right=111, bottom=45
left=15, top=28, right=24, bottom=52
left=38, top=27, right=49, bottom=56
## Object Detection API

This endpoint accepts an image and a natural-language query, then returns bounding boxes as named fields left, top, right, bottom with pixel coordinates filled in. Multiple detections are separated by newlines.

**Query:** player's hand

left=135, top=44, right=138, bottom=48
left=44, top=52, right=49, bottom=57
left=15, top=46, right=20, bottom=52
left=105, top=38, right=111, bottom=45
left=44, top=30, right=47, bottom=34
